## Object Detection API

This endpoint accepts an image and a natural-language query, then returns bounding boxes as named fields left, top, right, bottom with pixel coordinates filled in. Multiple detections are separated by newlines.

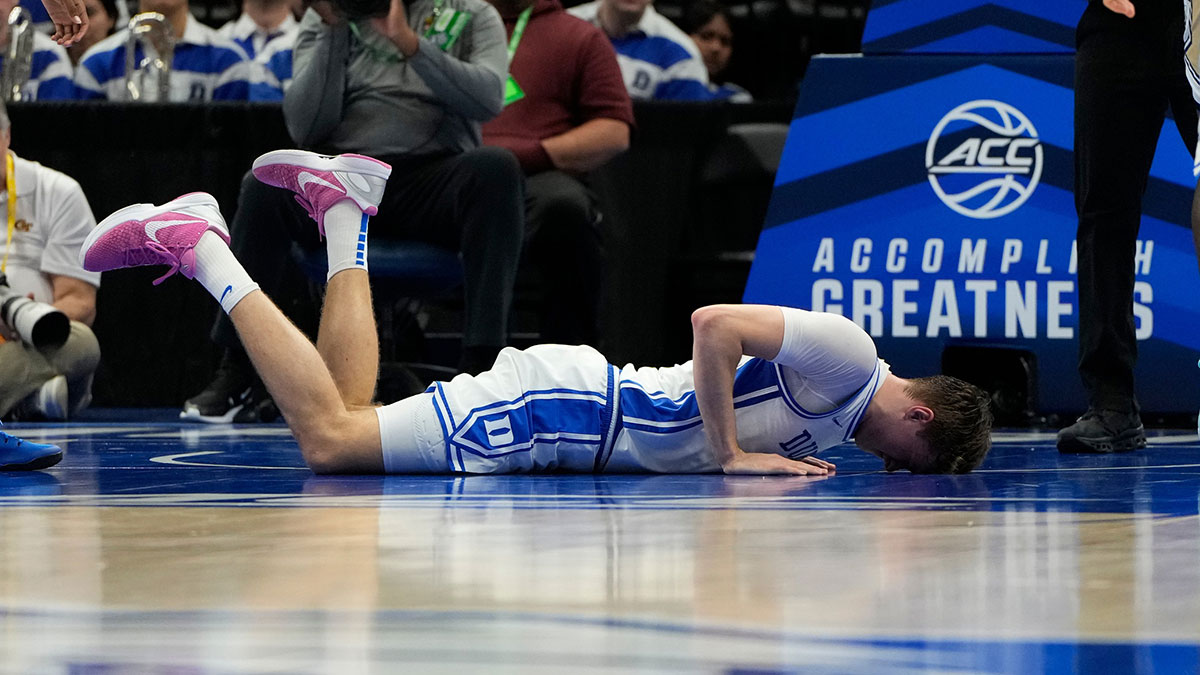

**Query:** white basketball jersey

left=603, top=356, right=889, bottom=472
left=377, top=307, right=886, bottom=474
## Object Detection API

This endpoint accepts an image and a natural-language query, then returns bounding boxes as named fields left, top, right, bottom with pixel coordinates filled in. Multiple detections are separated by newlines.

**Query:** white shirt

left=75, top=14, right=256, bottom=101
left=607, top=308, right=886, bottom=472
left=568, top=1, right=711, bottom=101
left=3, top=32, right=76, bottom=100
left=0, top=152, right=100, bottom=302
left=218, top=11, right=298, bottom=60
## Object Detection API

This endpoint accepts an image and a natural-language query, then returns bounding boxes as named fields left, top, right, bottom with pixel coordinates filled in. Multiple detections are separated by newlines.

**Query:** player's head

left=856, top=375, right=992, bottom=474
left=904, top=375, right=993, bottom=473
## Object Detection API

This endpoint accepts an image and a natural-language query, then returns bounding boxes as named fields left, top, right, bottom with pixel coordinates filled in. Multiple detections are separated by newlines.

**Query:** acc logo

left=925, top=99, right=1043, bottom=219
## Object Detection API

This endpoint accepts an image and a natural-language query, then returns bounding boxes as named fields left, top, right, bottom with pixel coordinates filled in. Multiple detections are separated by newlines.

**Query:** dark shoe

left=0, top=422, right=63, bottom=470
left=231, top=383, right=280, bottom=423
left=181, top=353, right=278, bottom=423
left=1056, top=409, right=1146, bottom=454
left=8, top=375, right=69, bottom=422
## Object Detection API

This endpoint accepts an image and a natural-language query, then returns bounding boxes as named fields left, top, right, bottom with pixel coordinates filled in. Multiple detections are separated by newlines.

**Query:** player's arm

left=691, top=304, right=832, bottom=476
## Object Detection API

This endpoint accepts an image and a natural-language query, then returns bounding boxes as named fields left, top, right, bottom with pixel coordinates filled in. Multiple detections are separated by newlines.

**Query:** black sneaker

left=181, top=354, right=279, bottom=423
left=1056, top=409, right=1147, bottom=454
left=231, top=383, right=280, bottom=423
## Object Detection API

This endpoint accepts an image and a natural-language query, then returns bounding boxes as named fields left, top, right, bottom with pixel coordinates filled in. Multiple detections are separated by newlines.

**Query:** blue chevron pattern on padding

left=794, top=55, right=1073, bottom=117
left=862, top=1, right=1084, bottom=54
left=908, top=26, right=1073, bottom=55
left=778, top=61, right=1074, bottom=185
left=767, top=56, right=1193, bottom=231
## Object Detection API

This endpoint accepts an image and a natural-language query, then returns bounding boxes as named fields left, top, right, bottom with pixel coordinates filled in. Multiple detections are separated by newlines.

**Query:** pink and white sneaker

left=79, top=192, right=230, bottom=285
left=251, top=149, right=392, bottom=237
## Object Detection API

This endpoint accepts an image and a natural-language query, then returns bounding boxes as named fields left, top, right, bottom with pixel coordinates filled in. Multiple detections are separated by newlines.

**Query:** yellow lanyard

left=1, top=152, right=14, bottom=275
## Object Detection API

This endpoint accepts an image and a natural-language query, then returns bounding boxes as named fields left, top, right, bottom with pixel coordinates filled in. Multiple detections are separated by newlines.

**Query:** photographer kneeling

left=0, top=102, right=101, bottom=421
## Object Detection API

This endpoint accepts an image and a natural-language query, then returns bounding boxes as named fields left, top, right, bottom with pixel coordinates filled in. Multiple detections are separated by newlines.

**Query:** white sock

left=324, top=201, right=369, bottom=281
left=193, top=231, right=259, bottom=314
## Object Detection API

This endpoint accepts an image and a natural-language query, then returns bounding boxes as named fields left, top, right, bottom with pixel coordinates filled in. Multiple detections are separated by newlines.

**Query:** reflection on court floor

left=2, top=421, right=1199, bottom=673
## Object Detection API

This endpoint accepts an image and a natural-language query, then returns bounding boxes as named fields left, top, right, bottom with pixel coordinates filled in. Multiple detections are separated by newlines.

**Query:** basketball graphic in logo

left=925, top=99, right=1043, bottom=219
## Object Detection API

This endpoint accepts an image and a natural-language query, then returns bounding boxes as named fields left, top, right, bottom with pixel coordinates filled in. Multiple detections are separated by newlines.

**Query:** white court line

left=149, top=451, right=307, bottom=471
left=972, top=462, right=1200, bottom=474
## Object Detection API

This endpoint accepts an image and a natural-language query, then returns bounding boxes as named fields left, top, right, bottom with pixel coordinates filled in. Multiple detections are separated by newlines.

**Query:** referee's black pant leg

left=1073, top=4, right=1175, bottom=412
left=524, top=170, right=602, bottom=346
left=211, top=170, right=324, bottom=354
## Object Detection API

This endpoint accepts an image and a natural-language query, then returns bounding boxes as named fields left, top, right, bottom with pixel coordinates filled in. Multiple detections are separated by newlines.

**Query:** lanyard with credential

left=507, top=6, right=531, bottom=62
left=1, top=152, right=15, bottom=275
left=503, top=6, right=532, bottom=106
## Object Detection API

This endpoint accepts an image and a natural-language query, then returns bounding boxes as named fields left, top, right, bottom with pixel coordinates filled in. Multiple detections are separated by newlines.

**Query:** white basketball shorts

left=375, top=344, right=620, bottom=473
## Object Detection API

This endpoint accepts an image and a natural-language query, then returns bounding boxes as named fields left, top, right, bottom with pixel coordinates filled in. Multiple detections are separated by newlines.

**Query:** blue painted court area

left=2, top=420, right=1199, bottom=673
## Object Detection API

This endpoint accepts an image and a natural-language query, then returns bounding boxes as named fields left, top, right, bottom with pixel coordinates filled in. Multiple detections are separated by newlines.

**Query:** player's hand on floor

left=721, top=450, right=834, bottom=476
left=799, top=456, right=836, bottom=472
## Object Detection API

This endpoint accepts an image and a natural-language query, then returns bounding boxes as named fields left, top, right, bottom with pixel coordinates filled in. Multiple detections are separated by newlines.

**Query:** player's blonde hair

left=905, top=375, right=993, bottom=474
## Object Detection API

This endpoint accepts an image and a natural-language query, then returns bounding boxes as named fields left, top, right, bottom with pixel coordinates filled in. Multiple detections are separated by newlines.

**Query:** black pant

left=213, top=146, right=525, bottom=355
left=523, top=170, right=603, bottom=346
left=1074, top=2, right=1198, bottom=411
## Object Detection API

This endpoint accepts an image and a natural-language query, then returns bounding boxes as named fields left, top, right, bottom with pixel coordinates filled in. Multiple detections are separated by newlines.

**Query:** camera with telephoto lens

left=0, top=273, right=70, bottom=350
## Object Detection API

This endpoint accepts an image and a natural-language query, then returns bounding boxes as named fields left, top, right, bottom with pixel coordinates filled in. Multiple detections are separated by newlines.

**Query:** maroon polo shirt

left=482, top=0, right=634, bottom=174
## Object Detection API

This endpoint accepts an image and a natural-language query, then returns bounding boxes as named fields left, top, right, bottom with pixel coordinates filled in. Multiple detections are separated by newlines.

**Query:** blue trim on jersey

left=82, top=46, right=121, bottom=86
left=434, top=383, right=461, bottom=471
left=233, top=35, right=256, bottom=59
left=774, top=361, right=882, bottom=443
left=0, top=49, right=75, bottom=100
left=775, top=363, right=844, bottom=419
left=212, top=80, right=250, bottom=100
left=29, top=50, right=57, bottom=79
left=248, top=81, right=284, bottom=101
left=33, top=76, right=75, bottom=100
left=611, top=34, right=694, bottom=70
left=266, top=50, right=292, bottom=80
left=173, top=45, right=246, bottom=74
left=654, top=78, right=715, bottom=101
left=19, top=0, right=50, bottom=22
left=81, top=41, right=252, bottom=100
left=430, top=394, right=454, bottom=471
left=449, top=388, right=607, bottom=458
left=594, top=364, right=619, bottom=471
left=844, top=366, right=884, bottom=440
left=619, top=357, right=780, bottom=434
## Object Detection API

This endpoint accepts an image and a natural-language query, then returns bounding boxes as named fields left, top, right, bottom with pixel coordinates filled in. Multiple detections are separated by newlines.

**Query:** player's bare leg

left=317, top=269, right=379, bottom=408
left=228, top=289, right=383, bottom=472
left=81, top=150, right=394, bottom=473
left=250, top=150, right=391, bottom=408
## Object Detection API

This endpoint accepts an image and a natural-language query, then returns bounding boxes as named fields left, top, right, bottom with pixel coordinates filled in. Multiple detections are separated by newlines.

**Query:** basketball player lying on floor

left=80, top=150, right=994, bottom=476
